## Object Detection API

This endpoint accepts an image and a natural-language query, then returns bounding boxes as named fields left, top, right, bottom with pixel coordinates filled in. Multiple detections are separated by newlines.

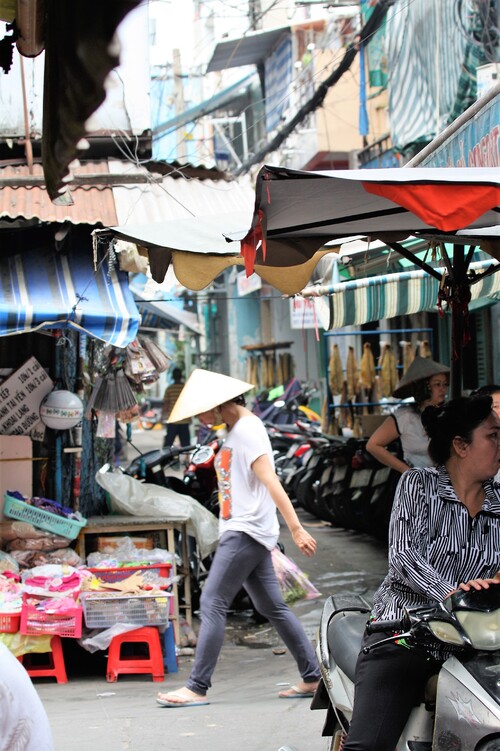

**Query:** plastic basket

left=88, top=563, right=172, bottom=584
left=3, top=493, right=87, bottom=540
left=20, top=598, right=82, bottom=638
left=0, top=612, right=21, bottom=633
left=81, top=593, right=171, bottom=629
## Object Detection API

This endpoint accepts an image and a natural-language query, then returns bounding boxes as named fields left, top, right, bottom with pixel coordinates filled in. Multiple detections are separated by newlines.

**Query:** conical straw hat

left=168, top=368, right=254, bottom=423
left=392, top=356, right=450, bottom=399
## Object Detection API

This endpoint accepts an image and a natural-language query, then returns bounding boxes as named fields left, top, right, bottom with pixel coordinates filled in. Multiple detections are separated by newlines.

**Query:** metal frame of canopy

left=238, top=165, right=500, bottom=397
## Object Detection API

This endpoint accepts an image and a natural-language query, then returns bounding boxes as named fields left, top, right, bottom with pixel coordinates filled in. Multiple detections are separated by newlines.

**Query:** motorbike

left=123, top=436, right=263, bottom=619
left=266, top=419, right=323, bottom=501
left=137, top=396, right=164, bottom=430
left=252, top=378, right=321, bottom=427
left=122, top=439, right=219, bottom=610
left=311, top=586, right=500, bottom=751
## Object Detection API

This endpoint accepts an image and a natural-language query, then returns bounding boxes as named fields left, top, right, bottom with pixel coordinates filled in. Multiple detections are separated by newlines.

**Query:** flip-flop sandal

left=156, top=691, right=210, bottom=708
left=278, top=685, right=316, bottom=699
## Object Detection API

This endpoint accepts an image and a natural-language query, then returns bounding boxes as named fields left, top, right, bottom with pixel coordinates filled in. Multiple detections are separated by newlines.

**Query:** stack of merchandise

left=1, top=490, right=86, bottom=569
left=79, top=536, right=174, bottom=647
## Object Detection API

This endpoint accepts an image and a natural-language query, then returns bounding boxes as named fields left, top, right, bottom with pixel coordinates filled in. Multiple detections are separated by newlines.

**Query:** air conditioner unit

left=476, top=62, right=499, bottom=100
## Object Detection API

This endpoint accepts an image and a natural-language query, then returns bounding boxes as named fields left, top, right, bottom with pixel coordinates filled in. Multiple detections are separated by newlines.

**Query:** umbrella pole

left=450, top=312, right=462, bottom=399
left=450, top=244, right=467, bottom=399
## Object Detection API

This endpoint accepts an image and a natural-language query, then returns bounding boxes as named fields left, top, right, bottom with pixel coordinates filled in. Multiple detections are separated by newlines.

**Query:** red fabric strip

left=240, top=209, right=266, bottom=276
left=362, top=182, right=500, bottom=231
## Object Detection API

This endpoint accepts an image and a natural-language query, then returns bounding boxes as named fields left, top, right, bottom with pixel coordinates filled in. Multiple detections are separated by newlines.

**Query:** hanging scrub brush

left=329, top=344, right=344, bottom=396
left=379, top=344, right=397, bottom=397
left=360, top=342, right=376, bottom=391
left=419, top=340, right=432, bottom=359
left=277, top=354, right=284, bottom=386
left=346, top=346, right=359, bottom=402
left=400, top=341, right=415, bottom=374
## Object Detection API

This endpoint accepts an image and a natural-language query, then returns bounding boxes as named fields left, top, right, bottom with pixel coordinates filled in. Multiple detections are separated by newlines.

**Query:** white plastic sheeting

left=95, top=471, right=219, bottom=560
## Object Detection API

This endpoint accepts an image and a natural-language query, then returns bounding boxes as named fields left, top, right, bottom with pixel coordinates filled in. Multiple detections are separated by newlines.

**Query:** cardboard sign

left=290, top=297, right=317, bottom=330
left=0, top=357, right=53, bottom=436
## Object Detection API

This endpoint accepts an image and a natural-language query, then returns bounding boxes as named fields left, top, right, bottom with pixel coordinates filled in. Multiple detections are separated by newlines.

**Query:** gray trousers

left=186, top=531, right=320, bottom=696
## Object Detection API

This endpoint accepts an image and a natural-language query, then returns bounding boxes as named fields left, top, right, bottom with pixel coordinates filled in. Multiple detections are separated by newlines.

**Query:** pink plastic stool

left=106, top=627, right=164, bottom=682
left=19, top=635, right=68, bottom=684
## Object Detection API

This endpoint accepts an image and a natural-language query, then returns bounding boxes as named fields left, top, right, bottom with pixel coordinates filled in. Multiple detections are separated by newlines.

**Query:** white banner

left=290, top=297, right=318, bottom=330
left=0, top=357, right=53, bottom=436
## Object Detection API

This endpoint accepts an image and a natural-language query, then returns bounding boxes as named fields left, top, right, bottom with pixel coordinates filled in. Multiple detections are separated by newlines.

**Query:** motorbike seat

left=327, top=612, right=440, bottom=706
left=327, top=611, right=367, bottom=682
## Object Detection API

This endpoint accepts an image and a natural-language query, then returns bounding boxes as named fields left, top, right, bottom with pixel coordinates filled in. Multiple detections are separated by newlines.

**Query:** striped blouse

left=372, top=465, right=500, bottom=623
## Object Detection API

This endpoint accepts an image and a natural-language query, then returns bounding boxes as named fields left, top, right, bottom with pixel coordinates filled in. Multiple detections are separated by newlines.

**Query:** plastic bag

left=95, top=470, right=219, bottom=560
left=79, top=623, right=142, bottom=653
left=271, top=547, right=321, bottom=604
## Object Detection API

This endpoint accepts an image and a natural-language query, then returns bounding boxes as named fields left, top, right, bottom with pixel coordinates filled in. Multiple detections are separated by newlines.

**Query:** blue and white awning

left=302, top=260, right=500, bottom=331
left=0, top=248, right=140, bottom=347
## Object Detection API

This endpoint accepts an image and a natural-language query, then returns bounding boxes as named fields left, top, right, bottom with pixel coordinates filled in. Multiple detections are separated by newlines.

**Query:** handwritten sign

left=0, top=357, right=53, bottom=436
left=290, top=297, right=317, bottom=330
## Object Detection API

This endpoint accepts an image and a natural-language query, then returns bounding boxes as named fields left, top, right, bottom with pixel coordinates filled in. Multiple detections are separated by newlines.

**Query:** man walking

left=162, top=368, right=191, bottom=448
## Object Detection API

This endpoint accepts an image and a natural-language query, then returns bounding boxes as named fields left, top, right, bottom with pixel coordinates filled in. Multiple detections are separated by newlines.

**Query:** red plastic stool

left=19, top=635, right=68, bottom=684
left=106, top=627, right=164, bottom=683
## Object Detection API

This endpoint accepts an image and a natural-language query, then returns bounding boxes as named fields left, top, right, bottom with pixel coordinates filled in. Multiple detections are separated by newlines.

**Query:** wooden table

left=77, top=515, right=192, bottom=643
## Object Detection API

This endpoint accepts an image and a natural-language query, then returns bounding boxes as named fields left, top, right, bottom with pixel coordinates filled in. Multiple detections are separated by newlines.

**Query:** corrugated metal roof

left=0, top=161, right=118, bottom=225
left=0, top=158, right=254, bottom=229
left=110, top=160, right=255, bottom=226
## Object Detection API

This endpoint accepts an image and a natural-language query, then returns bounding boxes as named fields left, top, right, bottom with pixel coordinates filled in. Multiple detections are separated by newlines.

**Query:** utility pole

left=172, top=48, right=187, bottom=161
left=249, top=0, right=262, bottom=30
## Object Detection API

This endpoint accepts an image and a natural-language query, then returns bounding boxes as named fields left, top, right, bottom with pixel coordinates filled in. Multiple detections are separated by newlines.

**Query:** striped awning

left=302, top=260, right=500, bottom=330
left=0, top=247, right=140, bottom=347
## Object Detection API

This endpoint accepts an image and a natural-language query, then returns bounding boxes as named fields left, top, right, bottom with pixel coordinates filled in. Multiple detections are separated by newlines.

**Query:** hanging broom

left=329, top=344, right=343, bottom=396
left=140, top=337, right=170, bottom=373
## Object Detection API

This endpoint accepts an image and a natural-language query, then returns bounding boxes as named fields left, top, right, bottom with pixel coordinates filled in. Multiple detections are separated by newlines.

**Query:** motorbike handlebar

left=171, top=444, right=199, bottom=455
left=365, top=619, right=404, bottom=634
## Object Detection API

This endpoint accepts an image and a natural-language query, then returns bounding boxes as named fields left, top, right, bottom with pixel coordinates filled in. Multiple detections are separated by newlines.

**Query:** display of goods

left=81, top=592, right=170, bottom=629
left=0, top=612, right=21, bottom=633
left=3, top=493, right=87, bottom=540
left=96, top=536, right=153, bottom=552
left=20, top=597, right=83, bottom=638
left=88, top=563, right=172, bottom=584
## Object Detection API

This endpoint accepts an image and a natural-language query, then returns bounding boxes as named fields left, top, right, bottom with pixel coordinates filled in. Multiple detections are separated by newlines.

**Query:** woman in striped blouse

left=343, top=394, right=500, bottom=751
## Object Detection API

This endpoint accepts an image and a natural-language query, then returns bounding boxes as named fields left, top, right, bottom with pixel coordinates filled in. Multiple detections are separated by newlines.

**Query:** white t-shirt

left=393, top=404, right=432, bottom=469
left=214, top=414, right=280, bottom=550
left=0, top=642, right=54, bottom=751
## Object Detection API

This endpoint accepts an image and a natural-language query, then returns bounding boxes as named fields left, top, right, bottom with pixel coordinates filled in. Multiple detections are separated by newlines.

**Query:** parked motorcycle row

left=261, top=397, right=401, bottom=543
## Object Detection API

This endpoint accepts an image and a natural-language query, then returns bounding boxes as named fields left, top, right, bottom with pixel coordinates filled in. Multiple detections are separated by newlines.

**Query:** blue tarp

left=0, top=247, right=140, bottom=347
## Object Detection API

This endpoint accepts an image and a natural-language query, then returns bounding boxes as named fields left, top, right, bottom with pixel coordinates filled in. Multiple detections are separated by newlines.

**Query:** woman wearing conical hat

left=366, top=356, right=450, bottom=474
left=156, top=369, right=320, bottom=708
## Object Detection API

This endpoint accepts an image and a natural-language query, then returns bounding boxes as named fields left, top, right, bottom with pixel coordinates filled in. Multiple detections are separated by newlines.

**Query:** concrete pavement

left=35, top=427, right=389, bottom=751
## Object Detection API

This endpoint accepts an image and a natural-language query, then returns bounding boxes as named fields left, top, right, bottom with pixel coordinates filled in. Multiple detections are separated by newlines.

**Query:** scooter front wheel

left=139, top=418, right=156, bottom=430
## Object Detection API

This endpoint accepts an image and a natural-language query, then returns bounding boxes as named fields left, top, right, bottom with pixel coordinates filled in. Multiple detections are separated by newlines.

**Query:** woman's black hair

left=470, top=384, right=500, bottom=397
left=421, top=394, right=493, bottom=464
left=231, top=394, right=246, bottom=407
left=413, top=378, right=432, bottom=406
